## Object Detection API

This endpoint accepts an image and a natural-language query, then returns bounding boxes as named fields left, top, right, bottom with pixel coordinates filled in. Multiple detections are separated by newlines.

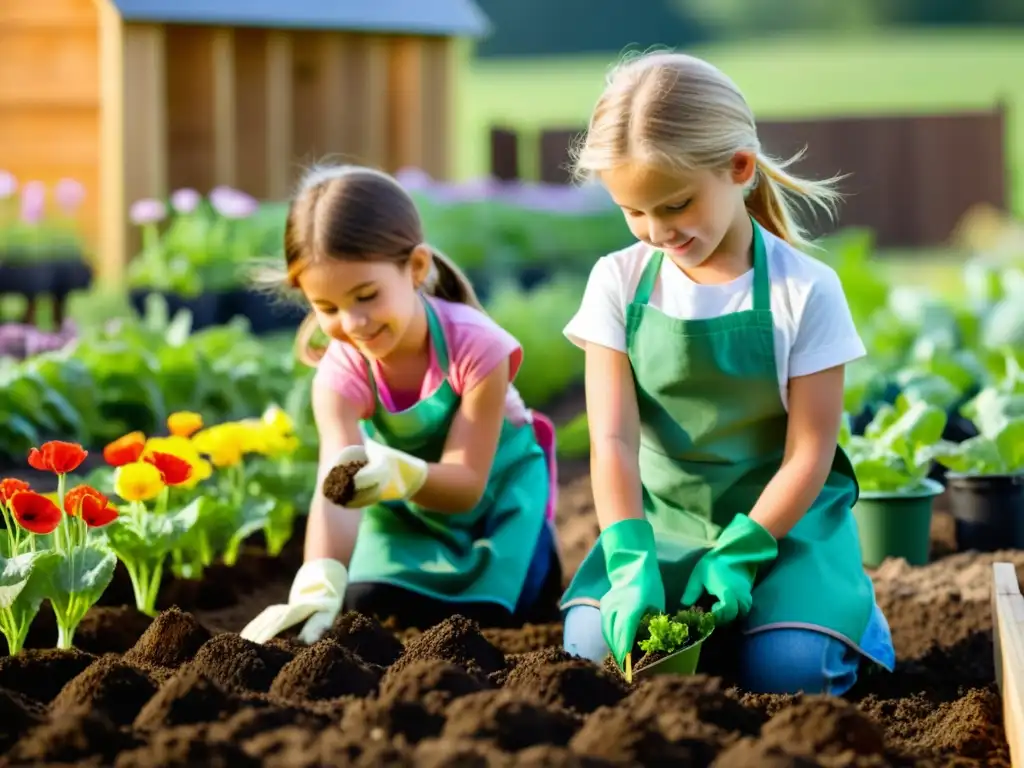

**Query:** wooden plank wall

left=0, top=0, right=100, bottom=250
left=492, top=106, right=1010, bottom=249
left=151, top=27, right=453, bottom=205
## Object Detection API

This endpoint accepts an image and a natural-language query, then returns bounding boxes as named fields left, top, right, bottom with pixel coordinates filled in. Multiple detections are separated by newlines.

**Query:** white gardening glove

left=239, top=558, right=348, bottom=645
left=332, top=439, right=428, bottom=508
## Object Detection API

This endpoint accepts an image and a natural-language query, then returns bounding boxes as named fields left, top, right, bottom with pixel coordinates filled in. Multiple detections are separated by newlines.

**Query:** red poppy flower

left=145, top=451, right=193, bottom=486
left=80, top=492, right=119, bottom=529
left=9, top=491, right=62, bottom=535
left=103, top=432, right=146, bottom=467
left=0, top=478, right=31, bottom=506
left=27, top=441, right=88, bottom=475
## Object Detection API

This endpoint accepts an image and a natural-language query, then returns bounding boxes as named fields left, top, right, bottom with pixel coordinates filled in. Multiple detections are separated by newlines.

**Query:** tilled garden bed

left=0, top=474, right=1013, bottom=767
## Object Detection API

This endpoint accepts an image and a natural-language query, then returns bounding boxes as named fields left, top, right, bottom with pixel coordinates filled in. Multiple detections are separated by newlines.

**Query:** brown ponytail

left=421, top=247, right=486, bottom=313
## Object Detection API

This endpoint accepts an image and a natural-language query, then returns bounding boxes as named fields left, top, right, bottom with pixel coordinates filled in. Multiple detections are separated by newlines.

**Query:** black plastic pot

left=946, top=472, right=1024, bottom=552
left=51, top=257, right=93, bottom=296
left=0, top=259, right=55, bottom=297
left=517, top=265, right=551, bottom=292
left=222, top=288, right=306, bottom=335
left=129, top=289, right=222, bottom=330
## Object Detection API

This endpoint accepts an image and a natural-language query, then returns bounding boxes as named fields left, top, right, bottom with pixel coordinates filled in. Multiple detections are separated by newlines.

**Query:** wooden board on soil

left=0, top=475, right=1016, bottom=765
left=994, top=562, right=1024, bottom=768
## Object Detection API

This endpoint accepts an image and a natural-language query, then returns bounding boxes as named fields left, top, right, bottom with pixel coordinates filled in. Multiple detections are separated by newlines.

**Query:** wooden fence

left=490, top=105, right=1009, bottom=248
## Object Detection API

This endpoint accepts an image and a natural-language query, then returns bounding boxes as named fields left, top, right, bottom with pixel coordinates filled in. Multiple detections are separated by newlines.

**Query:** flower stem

left=57, top=622, right=75, bottom=650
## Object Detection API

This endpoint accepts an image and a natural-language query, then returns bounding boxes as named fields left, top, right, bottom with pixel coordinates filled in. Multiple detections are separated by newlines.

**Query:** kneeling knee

left=562, top=605, right=609, bottom=664
left=739, top=629, right=859, bottom=696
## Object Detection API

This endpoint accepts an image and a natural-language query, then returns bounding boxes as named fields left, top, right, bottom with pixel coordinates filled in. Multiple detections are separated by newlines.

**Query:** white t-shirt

left=563, top=228, right=866, bottom=410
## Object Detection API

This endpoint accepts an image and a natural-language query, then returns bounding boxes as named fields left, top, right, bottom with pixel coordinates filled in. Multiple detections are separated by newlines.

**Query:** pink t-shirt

left=314, top=296, right=531, bottom=425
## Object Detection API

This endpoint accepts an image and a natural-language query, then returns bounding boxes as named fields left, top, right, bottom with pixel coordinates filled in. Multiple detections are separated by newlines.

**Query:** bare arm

left=411, top=357, right=510, bottom=514
left=747, top=364, right=846, bottom=538
left=304, top=378, right=365, bottom=565
left=585, top=342, right=645, bottom=530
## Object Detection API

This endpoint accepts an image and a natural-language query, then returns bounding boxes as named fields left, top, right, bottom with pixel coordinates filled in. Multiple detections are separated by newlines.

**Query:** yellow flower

left=143, top=436, right=213, bottom=489
left=168, top=411, right=203, bottom=438
left=114, top=461, right=166, bottom=502
left=192, top=424, right=245, bottom=468
left=262, top=405, right=294, bottom=436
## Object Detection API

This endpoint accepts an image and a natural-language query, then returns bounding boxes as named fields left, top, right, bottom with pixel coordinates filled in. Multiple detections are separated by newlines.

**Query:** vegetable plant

left=839, top=398, right=949, bottom=494
left=623, top=607, right=716, bottom=683
left=931, top=384, right=1024, bottom=476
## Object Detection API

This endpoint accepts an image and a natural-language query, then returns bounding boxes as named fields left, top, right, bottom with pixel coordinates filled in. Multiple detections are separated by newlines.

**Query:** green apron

left=561, top=221, right=879, bottom=653
left=347, top=297, right=549, bottom=612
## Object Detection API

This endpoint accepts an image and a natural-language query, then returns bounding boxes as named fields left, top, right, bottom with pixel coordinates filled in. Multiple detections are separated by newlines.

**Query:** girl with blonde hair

left=559, top=51, right=895, bottom=694
left=242, top=165, right=560, bottom=643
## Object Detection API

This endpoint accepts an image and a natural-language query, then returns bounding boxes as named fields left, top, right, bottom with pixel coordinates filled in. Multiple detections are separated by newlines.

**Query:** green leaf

left=995, top=421, right=1024, bottom=473
left=222, top=496, right=277, bottom=565
left=933, top=435, right=1005, bottom=475
left=0, top=550, right=61, bottom=655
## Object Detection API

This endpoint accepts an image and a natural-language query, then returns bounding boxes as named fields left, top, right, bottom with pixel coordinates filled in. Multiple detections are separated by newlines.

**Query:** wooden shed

left=0, top=0, right=489, bottom=286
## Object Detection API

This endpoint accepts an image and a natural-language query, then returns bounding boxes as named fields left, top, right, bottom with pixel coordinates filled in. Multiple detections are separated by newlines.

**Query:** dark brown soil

left=0, top=472, right=1012, bottom=766
left=321, top=460, right=367, bottom=506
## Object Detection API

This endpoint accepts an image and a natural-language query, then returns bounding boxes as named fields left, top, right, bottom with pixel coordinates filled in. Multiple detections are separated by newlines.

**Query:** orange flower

left=0, top=478, right=30, bottom=507
left=144, top=451, right=193, bottom=486
left=103, top=432, right=146, bottom=467
left=168, top=412, right=203, bottom=438
left=81, top=492, right=118, bottom=528
left=28, top=441, right=88, bottom=475
left=65, top=485, right=105, bottom=517
left=9, top=491, right=62, bottom=535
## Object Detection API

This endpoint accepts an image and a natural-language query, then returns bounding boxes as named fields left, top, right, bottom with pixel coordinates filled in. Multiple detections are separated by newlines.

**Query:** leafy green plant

left=637, top=608, right=716, bottom=656
left=840, top=398, right=948, bottom=493
left=931, top=385, right=1024, bottom=476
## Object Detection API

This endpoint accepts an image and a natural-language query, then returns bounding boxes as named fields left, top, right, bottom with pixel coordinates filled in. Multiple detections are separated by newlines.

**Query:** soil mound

left=73, top=605, right=153, bottom=654
left=269, top=638, right=380, bottom=702
left=113, top=724, right=261, bottom=768
left=442, top=688, right=581, bottom=751
left=0, top=647, right=96, bottom=703
left=190, top=632, right=294, bottom=693
left=504, top=653, right=628, bottom=714
left=384, top=614, right=507, bottom=680
left=570, top=704, right=721, bottom=764
left=133, top=665, right=254, bottom=730
left=124, top=606, right=212, bottom=670
left=5, top=708, right=136, bottom=764
left=51, top=655, right=159, bottom=725
left=380, top=658, right=489, bottom=713
left=321, top=610, right=406, bottom=667
left=624, top=674, right=764, bottom=737
left=0, top=687, right=44, bottom=752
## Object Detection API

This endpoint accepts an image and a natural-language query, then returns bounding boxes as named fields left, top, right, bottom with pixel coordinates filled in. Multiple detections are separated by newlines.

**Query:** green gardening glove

left=681, top=514, right=778, bottom=625
left=599, top=518, right=666, bottom=668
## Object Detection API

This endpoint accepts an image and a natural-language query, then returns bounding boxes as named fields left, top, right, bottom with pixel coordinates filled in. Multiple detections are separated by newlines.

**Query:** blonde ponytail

left=746, top=151, right=846, bottom=252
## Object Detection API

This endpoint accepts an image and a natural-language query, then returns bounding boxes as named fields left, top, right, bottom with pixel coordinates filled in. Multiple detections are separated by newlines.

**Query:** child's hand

left=333, top=440, right=428, bottom=508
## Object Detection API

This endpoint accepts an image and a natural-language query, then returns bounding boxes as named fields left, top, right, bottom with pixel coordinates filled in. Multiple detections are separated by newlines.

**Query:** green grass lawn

left=452, top=28, right=1024, bottom=212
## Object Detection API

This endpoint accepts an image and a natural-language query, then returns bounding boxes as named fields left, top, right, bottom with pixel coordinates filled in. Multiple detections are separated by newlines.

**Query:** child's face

left=600, top=152, right=755, bottom=269
left=297, top=248, right=431, bottom=360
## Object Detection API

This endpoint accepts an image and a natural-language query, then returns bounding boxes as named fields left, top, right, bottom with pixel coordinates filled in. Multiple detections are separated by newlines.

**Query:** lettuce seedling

left=623, top=607, right=716, bottom=683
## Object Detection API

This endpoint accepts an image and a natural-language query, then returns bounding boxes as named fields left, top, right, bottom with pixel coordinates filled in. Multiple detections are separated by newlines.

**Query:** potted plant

left=621, top=607, right=716, bottom=684
left=840, top=398, right=948, bottom=567
left=931, top=383, right=1024, bottom=552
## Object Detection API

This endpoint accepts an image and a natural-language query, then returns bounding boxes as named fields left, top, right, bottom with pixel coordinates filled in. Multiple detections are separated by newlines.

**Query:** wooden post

left=388, top=36, right=425, bottom=173
left=95, top=0, right=125, bottom=288
left=211, top=28, right=237, bottom=187
left=355, top=36, right=389, bottom=170
left=264, top=31, right=293, bottom=199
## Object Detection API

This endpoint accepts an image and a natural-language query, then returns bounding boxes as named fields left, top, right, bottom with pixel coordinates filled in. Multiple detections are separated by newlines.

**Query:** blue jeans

left=562, top=603, right=895, bottom=696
